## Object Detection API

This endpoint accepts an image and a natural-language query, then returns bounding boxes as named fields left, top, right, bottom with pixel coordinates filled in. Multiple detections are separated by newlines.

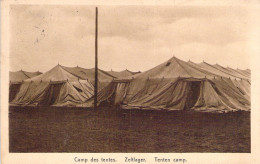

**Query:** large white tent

left=86, top=57, right=250, bottom=113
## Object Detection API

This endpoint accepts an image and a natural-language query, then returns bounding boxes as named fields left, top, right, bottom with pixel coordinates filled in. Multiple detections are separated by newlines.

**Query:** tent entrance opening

left=40, top=83, right=64, bottom=105
left=185, top=81, right=201, bottom=110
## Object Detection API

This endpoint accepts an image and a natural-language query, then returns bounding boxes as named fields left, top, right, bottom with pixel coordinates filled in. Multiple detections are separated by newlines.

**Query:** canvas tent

left=10, top=64, right=114, bottom=106
left=87, top=56, right=250, bottom=113
left=9, top=70, right=42, bottom=102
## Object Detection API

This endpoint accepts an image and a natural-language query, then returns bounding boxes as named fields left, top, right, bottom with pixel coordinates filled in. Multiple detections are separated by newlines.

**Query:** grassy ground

left=9, top=106, right=250, bottom=152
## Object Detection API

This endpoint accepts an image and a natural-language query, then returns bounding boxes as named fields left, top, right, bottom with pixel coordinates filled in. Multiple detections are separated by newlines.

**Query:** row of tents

left=9, top=65, right=140, bottom=106
left=9, top=56, right=251, bottom=112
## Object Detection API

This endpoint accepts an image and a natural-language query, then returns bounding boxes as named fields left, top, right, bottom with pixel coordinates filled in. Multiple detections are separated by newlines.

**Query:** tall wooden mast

left=94, top=7, right=98, bottom=110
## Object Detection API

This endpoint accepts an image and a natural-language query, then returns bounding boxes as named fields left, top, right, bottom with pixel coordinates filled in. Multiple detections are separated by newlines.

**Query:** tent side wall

left=11, top=82, right=51, bottom=105
left=125, top=78, right=198, bottom=110
left=95, top=77, right=250, bottom=112
left=10, top=80, right=95, bottom=107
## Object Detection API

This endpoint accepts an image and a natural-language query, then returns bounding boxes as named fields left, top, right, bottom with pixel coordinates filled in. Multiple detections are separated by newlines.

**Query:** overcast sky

left=10, top=5, right=257, bottom=72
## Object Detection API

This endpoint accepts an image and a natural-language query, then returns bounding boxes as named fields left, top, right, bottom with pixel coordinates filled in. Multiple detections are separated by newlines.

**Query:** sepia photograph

left=2, top=1, right=260, bottom=163
left=7, top=4, right=252, bottom=153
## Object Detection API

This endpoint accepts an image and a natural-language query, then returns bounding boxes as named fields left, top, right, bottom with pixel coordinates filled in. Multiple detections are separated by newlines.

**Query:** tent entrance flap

left=184, top=81, right=201, bottom=110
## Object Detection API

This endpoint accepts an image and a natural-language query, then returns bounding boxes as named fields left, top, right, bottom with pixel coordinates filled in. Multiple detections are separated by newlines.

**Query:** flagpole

left=94, top=7, right=98, bottom=110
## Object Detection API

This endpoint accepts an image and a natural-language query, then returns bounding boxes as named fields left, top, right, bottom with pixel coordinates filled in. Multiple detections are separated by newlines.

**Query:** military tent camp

left=86, top=56, right=251, bottom=113
left=10, top=64, right=114, bottom=106
left=9, top=70, right=42, bottom=102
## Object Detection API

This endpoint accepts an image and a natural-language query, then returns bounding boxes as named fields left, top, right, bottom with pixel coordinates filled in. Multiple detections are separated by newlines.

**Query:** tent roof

left=26, top=65, right=115, bottom=82
left=107, top=69, right=141, bottom=78
left=27, top=65, right=80, bottom=82
left=61, top=66, right=115, bottom=81
left=134, top=57, right=217, bottom=79
left=226, top=67, right=250, bottom=79
left=195, top=62, right=240, bottom=78
left=10, top=70, right=42, bottom=82
left=213, top=64, right=248, bottom=79
left=236, top=68, right=251, bottom=77
left=130, top=56, right=250, bottom=80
